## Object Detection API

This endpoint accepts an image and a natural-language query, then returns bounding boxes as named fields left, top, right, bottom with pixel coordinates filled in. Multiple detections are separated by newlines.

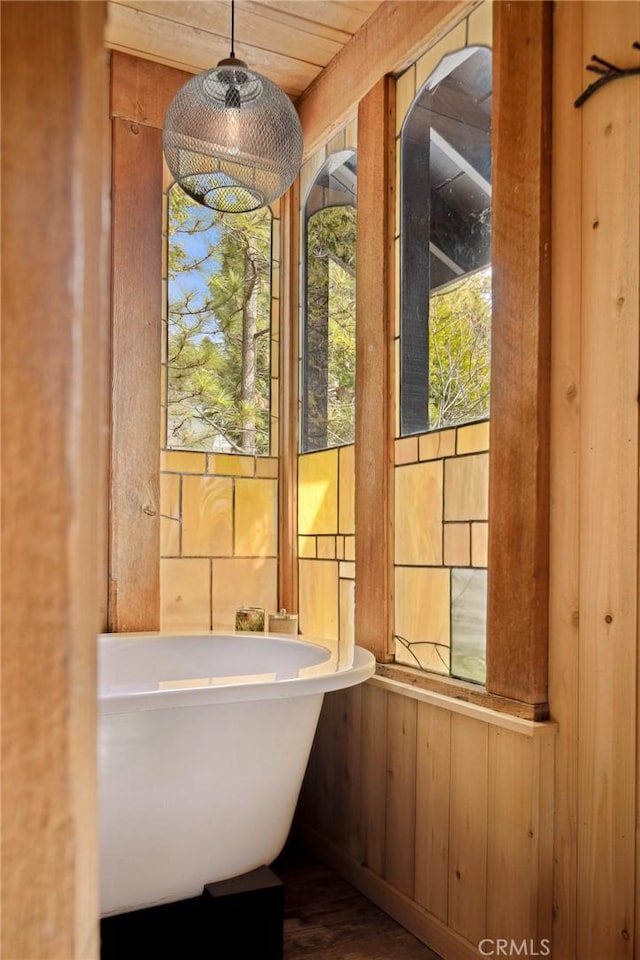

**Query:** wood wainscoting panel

left=384, top=693, right=418, bottom=898
left=447, top=714, right=488, bottom=945
left=359, top=682, right=389, bottom=876
left=414, top=703, right=452, bottom=923
left=296, top=680, right=555, bottom=959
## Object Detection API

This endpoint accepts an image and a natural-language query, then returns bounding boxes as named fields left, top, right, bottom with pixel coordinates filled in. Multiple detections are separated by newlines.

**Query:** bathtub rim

left=98, top=631, right=375, bottom=715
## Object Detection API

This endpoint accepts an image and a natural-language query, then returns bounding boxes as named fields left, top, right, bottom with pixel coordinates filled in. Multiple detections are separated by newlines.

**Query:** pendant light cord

left=230, top=0, right=235, bottom=58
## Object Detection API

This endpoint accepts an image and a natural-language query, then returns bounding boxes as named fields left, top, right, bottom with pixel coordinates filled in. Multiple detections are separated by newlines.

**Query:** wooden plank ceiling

left=105, top=0, right=384, bottom=99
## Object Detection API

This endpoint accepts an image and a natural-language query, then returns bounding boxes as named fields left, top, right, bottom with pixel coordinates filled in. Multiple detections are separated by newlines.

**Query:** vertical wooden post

left=1, top=2, right=108, bottom=956
left=109, top=118, right=162, bottom=630
left=548, top=2, right=583, bottom=955
left=355, top=76, right=396, bottom=662
left=278, top=180, right=300, bottom=613
left=486, top=0, right=552, bottom=704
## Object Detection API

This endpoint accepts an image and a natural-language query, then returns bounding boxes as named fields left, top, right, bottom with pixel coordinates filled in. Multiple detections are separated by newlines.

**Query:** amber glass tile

left=345, top=117, right=357, bottom=151
left=317, top=536, right=336, bottom=560
left=256, top=457, right=278, bottom=478
left=160, top=405, right=166, bottom=449
left=395, top=435, right=419, bottom=466
left=207, top=453, right=254, bottom=477
left=395, top=566, right=450, bottom=649
left=161, top=324, right=167, bottom=364
left=235, top=478, right=278, bottom=557
left=160, top=473, right=180, bottom=519
left=394, top=238, right=401, bottom=334
left=161, top=450, right=206, bottom=474
left=339, top=578, right=355, bottom=668
left=327, top=127, right=346, bottom=156
left=162, top=159, right=173, bottom=192
left=182, top=475, right=233, bottom=556
left=298, top=449, right=339, bottom=535
left=272, top=216, right=281, bottom=257
left=270, top=379, right=279, bottom=458
left=298, top=536, right=317, bottom=559
left=271, top=334, right=280, bottom=379
left=395, top=638, right=450, bottom=675
left=339, top=444, right=355, bottom=534
left=395, top=461, right=443, bottom=565
left=161, top=221, right=168, bottom=278
left=271, top=297, right=280, bottom=338
left=298, top=559, right=339, bottom=652
left=161, top=279, right=168, bottom=322
left=394, top=338, right=401, bottom=438
left=468, top=1, right=492, bottom=46
left=336, top=536, right=345, bottom=560
left=444, top=453, right=489, bottom=521
left=160, top=366, right=167, bottom=408
left=444, top=522, right=471, bottom=567
left=300, top=148, right=326, bottom=210
left=471, top=521, right=489, bottom=567
left=415, top=21, right=466, bottom=92
left=160, top=558, right=211, bottom=631
left=456, top=420, right=490, bottom=455
left=160, top=517, right=180, bottom=558
left=211, top=557, right=277, bottom=629
left=419, top=429, right=456, bottom=461
left=395, top=147, right=401, bottom=242
left=344, top=536, right=355, bottom=561
left=396, top=63, right=416, bottom=135
left=339, top=561, right=356, bottom=580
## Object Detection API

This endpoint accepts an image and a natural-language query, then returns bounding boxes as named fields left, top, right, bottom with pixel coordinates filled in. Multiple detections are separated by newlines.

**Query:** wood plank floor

left=274, top=844, right=443, bottom=960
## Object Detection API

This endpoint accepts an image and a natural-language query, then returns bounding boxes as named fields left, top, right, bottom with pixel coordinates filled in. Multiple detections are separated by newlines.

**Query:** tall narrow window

left=166, top=184, right=272, bottom=455
left=400, top=47, right=492, bottom=436
left=302, top=151, right=357, bottom=453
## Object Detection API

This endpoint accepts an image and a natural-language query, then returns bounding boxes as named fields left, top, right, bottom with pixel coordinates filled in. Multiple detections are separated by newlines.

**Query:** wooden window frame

left=109, top=0, right=551, bottom=716
left=164, top=189, right=275, bottom=459
left=301, top=1, right=552, bottom=718
left=398, top=47, right=493, bottom=438
left=300, top=151, right=358, bottom=454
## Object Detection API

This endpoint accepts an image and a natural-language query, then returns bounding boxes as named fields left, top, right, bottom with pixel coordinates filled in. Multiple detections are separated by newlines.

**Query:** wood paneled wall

left=549, top=3, right=640, bottom=958
left=297, top=680, right=555, bottom=960
left=296, top=4, right=640, bottom=960
left=1, top=2, right=108, bottom=956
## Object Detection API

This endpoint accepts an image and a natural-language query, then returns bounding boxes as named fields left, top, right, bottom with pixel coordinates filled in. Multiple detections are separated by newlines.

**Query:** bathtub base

left=100, top=865, right=284, bottom=960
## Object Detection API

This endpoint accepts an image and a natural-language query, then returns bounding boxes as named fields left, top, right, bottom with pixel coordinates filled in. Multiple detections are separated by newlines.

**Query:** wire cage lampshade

left=163, top=3, right=303, bottom=213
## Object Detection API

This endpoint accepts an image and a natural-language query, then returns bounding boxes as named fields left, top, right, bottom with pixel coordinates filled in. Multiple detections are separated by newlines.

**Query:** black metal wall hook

left=574, top=42, right=640, bottom=107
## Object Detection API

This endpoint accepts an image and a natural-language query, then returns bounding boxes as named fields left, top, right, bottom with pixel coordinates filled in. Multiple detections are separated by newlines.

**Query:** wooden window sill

left=374, top=662, right=550, bottom=724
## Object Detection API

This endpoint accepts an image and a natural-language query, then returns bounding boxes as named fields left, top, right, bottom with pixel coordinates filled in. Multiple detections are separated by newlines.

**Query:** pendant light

left=163, top=0, right=303, bottom=213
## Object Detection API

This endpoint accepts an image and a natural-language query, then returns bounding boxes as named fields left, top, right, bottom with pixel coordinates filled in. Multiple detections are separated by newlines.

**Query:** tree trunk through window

left=304, top=250, right=330, bottom=450
left=241, top=244, right=260, bottom=454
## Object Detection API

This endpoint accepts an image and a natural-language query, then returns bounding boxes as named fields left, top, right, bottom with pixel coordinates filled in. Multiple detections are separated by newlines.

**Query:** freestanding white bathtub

left=98, top=631, right=375, bottom=917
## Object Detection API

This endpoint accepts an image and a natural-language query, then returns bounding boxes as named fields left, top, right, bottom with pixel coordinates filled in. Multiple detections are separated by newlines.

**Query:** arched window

left=166, top=184, right=273, bottom=455
left=302, top=151, right=357, bottom=452
left=400, top=47, right=492, bottom=436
